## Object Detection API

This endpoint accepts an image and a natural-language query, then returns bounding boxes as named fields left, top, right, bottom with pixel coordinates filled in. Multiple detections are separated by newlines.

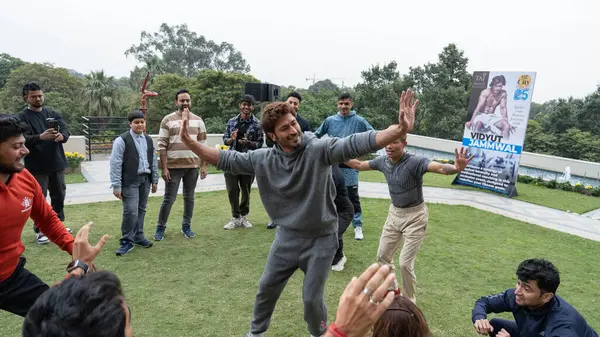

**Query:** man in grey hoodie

left=178, top=90, right=419, bottom=337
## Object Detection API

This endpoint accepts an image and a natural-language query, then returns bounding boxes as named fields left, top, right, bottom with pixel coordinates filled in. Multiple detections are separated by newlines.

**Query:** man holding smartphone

left=17, top=82, right=71, bottom=244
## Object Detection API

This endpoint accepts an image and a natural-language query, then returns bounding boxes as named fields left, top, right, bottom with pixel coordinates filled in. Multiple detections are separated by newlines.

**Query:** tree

left=0, top=53, right=26, bottom=90
left=353, top=61, right=402, bottom=130
left=190, top=69, right=258, bottom=133
left=125, top=23, right=250, bottom=78
left=128, top=55, right=167, bottom=90
left=401, top=43, right=471, bottom=139
left=574, top=86, right=600, bottom=136
left=308, top=79, right=339, bottom=93
left=0, top=63, right=86, bottom=133
left=82, top=70, right=121, bottom=116
left=523, top=120, right=557, bottom=154
left=556, top=128, right=600, bottom=162
left=145, top=73, right=192, bottom=130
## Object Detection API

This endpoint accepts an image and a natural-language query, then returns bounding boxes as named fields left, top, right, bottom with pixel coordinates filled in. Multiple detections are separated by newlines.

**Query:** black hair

left=0, top=115, right=28, bottom=144
left=174, top=89, right=190, bottom=101
left=22, top=82, right=42, bottom=98
left=338, top=92, right=352, bottom=101
left=516, top=258, right=560, bottom=294
left=22, top=271, right=127, bottom=337
left=239, top=94, right=256, bottom=105
left=490, top=75, right=506, bottom=87
left=128, top=110, right=145, bottom=122
left=287, top=91, right=302, bottom=102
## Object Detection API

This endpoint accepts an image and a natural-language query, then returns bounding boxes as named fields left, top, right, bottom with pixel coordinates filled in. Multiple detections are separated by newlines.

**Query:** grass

left=359, top=170, right=600, bottom=214
left=1, top=191, right=599, bottom=336
left=64, top=172, right=87, bottom=184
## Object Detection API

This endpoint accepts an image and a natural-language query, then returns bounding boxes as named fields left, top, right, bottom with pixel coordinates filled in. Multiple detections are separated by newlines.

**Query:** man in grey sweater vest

left=178, top=90, right=419, bottom=337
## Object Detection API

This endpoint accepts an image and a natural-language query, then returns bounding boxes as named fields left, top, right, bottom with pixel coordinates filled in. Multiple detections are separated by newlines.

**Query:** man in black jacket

left=17, top=82, right=71, bottom=244
left=472, top=258, right=597, bottom=337
left=265, top=91, right=312, bottom=229
left=330, top=164, right=353, bottom=272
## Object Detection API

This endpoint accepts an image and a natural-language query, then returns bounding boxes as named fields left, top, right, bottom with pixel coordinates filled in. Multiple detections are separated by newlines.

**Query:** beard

left=0, top=161, right=23, bottom=175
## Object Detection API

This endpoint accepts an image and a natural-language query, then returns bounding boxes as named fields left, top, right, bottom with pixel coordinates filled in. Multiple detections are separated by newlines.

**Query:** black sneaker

left=134, top=239, right=153, bottom=248
left=153, top=227, right=165, bottom=241
left=181, top=228, right=195, bottom=238
left=116, top=240, right=134, bottom=256
left=266, top=222, right=277, bottom=229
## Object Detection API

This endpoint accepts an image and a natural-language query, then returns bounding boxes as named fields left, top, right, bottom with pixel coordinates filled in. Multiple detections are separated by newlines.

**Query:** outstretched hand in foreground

left=325, top=264, right=397, bottom=337
left=72, top=222, right=109, bottom=271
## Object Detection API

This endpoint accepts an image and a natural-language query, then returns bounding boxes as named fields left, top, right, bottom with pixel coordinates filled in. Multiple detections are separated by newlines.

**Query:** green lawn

left=359, top=170, right=600, bottom=214
left=64, top=172, right=87, bottom=184
left=1, top=191, right=598, bottom=336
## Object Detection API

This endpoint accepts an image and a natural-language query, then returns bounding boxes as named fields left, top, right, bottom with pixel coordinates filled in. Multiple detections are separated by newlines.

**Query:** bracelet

left=328, top=323, right=348, bottom=337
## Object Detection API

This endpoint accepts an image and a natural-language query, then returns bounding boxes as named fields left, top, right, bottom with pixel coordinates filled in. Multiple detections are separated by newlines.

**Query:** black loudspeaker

left=244, top=83, right=280, bottom=102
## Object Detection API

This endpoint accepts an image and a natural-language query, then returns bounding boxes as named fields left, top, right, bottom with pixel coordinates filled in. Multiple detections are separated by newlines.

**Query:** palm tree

left=83, top=70, right=121, bottom=116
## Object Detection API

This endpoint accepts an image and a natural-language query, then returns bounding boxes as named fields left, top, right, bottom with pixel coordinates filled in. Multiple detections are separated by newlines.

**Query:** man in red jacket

left=0, top=116, right=74, bottom=317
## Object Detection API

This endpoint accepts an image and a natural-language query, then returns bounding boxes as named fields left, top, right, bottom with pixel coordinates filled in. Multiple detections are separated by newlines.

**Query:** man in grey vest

left=109, top=110, right=159, bottom=256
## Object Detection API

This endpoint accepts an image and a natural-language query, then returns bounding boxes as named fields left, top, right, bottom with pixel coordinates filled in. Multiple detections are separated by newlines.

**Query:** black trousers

left=0, top=257, right=49, bottom=317
left=32, top=169, right=66, bottom=233
left=224, top=173, right=255, bottom=218
left=489, top=318, right=520, bottom=337
left=333, top=213, right=353, bottom=265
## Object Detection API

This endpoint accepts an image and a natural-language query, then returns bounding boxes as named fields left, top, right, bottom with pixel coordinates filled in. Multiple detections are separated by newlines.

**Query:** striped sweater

left=158, top=111, right=207, bottom=169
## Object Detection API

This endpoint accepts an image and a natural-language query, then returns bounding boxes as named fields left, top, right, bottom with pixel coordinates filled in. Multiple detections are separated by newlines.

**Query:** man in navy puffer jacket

left=472, top=258, right=597, bottom=337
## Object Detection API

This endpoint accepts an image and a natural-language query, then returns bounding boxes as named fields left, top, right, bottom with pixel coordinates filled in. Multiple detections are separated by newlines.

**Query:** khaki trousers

left=376, top=202, right=428, bottom=303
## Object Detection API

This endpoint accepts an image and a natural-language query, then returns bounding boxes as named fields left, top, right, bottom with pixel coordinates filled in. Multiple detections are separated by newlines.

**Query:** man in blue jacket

left=314, top=93, right=374, bottom=240
left=472, top=258, right=597, bottom=337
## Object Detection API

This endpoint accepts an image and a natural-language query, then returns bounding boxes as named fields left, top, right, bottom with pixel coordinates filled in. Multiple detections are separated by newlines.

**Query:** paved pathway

left=73, top=161, right=600, bottom=242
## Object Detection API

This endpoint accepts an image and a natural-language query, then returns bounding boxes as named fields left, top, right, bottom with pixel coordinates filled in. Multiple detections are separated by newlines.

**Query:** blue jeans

left=120, top=174, right=151, bottom=243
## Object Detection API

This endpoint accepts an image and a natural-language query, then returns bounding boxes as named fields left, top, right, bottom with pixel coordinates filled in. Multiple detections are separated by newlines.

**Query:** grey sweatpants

left=250, top=226, right=338, bottom=336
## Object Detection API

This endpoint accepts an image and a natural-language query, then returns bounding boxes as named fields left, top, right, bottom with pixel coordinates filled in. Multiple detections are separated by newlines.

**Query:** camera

left=46, top=118, right=60, bottom=132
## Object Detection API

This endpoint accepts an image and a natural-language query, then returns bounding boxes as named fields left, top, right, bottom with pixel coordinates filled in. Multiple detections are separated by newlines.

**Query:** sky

left=1, top=0, right=598, bottom=103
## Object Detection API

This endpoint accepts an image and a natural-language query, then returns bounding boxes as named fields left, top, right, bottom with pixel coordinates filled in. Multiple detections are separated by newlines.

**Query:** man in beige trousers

left=346, top=139, right=472, bottom=303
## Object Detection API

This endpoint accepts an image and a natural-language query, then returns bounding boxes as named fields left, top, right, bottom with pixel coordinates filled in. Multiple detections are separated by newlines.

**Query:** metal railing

left=82, top=116, right=130, bottom=161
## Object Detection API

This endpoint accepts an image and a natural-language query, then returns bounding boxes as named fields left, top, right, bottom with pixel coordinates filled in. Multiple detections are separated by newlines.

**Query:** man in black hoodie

left=17, top=82, right=71, bottom=244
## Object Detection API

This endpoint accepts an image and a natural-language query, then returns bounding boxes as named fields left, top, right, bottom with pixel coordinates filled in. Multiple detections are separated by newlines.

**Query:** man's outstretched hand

left=454, top=147, right=475, bottom=172
left=72, top=222, right=109, bottom=267
left=398, top=89, right=418, bottom=134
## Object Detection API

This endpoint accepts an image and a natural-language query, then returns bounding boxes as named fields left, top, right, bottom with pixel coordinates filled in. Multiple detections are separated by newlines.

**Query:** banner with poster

left=452, top=71, right=536, bottom=197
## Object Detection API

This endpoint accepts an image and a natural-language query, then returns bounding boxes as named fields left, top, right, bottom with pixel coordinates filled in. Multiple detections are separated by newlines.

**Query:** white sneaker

left=241, top=215, right=253, bottom=228
left=36, top=233, right=49, bottom=245
left=223, top=217, right=241, bottom=230
left=354, top=227, right=364, bottom=240
left=331, top=256, right=347, bottom=272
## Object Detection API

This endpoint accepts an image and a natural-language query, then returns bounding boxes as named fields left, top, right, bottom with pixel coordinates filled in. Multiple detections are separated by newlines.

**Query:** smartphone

left=46, top=118, right=59, bottom=132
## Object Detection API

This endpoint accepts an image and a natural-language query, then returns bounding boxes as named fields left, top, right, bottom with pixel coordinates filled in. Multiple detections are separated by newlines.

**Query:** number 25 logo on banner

left=514, top=74, right=532, bottom=101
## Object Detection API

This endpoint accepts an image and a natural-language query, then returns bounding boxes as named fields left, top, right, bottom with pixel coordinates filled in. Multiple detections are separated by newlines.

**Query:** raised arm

left=427, top=147, right=473, bottom=175
left=325, top=90, right=418, bottom=165
left=180, top=115, right=256, bottom=176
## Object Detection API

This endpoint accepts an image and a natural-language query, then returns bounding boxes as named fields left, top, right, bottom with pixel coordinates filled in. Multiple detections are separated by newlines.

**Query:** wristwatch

left=67, top=259, right=89, bottom=274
